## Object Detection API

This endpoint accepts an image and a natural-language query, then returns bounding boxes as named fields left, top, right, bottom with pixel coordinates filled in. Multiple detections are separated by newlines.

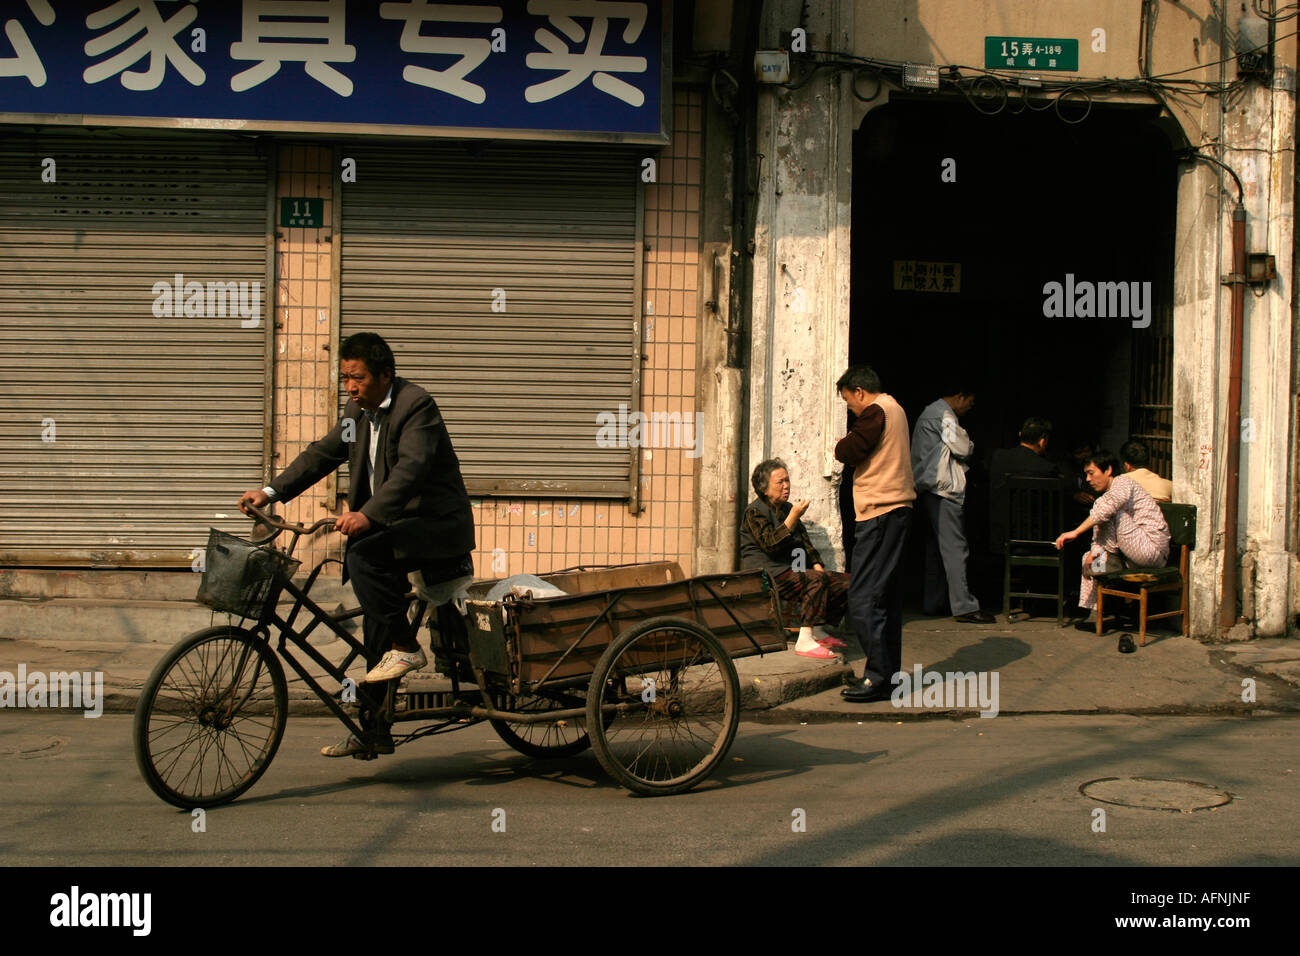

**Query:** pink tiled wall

left=271, top=89, right=703, bottom=579
left=272, top=145, right=344, bottom=571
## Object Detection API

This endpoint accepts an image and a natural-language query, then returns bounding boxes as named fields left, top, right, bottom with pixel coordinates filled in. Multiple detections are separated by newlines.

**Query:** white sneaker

left=320, top=733, right=395, bottom=757
left=364, top=647, right=427, bottom=683
left=321, top=734, right=367, bottom=757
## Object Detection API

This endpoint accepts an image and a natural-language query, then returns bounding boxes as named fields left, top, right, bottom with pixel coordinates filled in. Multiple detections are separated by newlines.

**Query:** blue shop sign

left=0, top=0, right=667, bottom=142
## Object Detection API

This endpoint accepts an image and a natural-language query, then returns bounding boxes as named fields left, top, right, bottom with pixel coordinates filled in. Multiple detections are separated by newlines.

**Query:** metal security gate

left=1130, top=303, right=1174, bottom=478
left=1130, top=216, right=1176, bottom=479
left=0, top=130, right=272, bottom=565
left=340, top=142, right=641, bottom=498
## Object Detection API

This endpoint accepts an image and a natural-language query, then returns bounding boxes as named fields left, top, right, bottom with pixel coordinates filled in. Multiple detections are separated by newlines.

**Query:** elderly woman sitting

left=739, top=458, right=850, bottom=659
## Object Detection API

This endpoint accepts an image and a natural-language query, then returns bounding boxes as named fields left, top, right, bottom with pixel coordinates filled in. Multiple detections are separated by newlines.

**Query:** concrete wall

left=693, top=63, right=743, bottom=574
left=1227, top=40, right=1298, bottom=637
left=737, top=0, right=1298, bottom=636
left=745, top=0, right=856, bottom=570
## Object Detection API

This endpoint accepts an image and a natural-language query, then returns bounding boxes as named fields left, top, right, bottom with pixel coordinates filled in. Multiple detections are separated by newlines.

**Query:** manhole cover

left=1080, top=777, right=1232, bottom=812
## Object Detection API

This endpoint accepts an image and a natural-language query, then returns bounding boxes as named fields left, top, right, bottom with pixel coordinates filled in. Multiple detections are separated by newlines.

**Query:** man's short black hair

left=1119, top=439, right=1150, bottom=468
left=1020, top=417, right=1053, bottom=444
left=1071, top=436, right=1099, bottom=460
left=340, top=332, right=396, bottom=378
left=1085, top=449, right=1122, bottom=476
left=836, top=365, right=882, bottom=394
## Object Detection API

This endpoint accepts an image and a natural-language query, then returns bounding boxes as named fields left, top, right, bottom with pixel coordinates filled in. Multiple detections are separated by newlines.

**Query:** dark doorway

left=846, top=95, right=1178, bottom=612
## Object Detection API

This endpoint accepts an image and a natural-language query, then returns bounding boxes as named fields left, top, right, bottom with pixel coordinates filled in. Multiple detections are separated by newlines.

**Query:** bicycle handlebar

left=242, top=503, right=336, bottom=537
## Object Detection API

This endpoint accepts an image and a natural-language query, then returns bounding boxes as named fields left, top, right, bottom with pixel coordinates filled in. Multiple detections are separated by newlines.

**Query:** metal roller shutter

left=340, top=142, right=640, bottom=498
left=0, top=130, right=271, bottom=566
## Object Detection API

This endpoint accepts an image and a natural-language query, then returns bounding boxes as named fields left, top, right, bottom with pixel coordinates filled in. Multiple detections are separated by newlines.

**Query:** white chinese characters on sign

left=380, top=1, right=503, bottom=104
left=525, top=0, right=648, bottom=106
left=84, top=1, right=204, bottom=90
left=230, top=0, right=357, bottom=97
left=2, top=0, right=658, bottom=120
left=22, top=0, right=53, bottom=25
left=0, top=0, right=55, bottom=87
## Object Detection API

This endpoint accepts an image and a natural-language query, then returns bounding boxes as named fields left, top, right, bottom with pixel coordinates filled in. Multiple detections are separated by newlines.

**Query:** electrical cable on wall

left=1253, top=0, right=1299, bottom=24
left=1177, top=149, right=1246, bottom=204
left=772, top=24, right=1295, bottom=127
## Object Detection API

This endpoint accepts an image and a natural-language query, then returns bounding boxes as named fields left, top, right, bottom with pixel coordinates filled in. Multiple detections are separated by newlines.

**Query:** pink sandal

left=816, top=635, right=848, bottom=649
left=795, top=644, right=840, bottom=660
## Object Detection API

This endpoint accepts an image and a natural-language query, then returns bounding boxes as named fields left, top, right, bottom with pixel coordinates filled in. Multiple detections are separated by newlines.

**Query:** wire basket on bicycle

left=195, top=528, right=301, bottom=619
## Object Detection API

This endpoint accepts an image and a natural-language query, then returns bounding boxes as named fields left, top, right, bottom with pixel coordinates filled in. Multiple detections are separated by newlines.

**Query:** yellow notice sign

left=894, top=260, right=961, bottom=293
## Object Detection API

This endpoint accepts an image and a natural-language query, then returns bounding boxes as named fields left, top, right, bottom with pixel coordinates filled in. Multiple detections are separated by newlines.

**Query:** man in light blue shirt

left=912, top=387, right=994, bottom=623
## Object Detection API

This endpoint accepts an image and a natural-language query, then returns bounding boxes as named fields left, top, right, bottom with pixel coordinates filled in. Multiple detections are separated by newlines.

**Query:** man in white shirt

left=912, top=387, right=994, bottom=623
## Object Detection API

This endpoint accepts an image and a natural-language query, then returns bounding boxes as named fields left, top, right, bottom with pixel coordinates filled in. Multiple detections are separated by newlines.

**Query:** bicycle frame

left=137, top=511, right=771, bottom=805
left=237, top=506, right=639, bottom=741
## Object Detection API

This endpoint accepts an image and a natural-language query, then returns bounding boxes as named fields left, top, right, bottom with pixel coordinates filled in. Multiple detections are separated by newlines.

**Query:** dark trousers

left=345, top=531, right=472, bottom=665
left=345, top=530, right=427, bottom=664
left=849, top=506, right=912, bottom=687
left=345, top=531, right=472, bottom=740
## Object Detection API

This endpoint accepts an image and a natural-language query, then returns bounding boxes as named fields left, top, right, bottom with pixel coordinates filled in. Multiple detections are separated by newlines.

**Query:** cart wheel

left=490, top=691, right=594, bottom=759
left=587, top=617, right=739, bottom=796
left=134, top=626, right=287, bottom=809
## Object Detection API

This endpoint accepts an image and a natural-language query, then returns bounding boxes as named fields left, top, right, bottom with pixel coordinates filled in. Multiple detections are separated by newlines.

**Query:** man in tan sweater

left=834, top=366, right=916, bottom=703
left=1119, top=439, right=1173, bottom=503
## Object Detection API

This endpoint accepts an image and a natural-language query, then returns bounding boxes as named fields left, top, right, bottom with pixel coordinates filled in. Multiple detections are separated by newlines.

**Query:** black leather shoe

left=954, top=610, right=996, bottom=624
left=841, top=680, right=892, bottom=703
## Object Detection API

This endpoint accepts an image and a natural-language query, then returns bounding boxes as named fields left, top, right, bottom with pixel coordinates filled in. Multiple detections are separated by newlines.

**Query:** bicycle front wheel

left=134, top=626, right=287, bottom=809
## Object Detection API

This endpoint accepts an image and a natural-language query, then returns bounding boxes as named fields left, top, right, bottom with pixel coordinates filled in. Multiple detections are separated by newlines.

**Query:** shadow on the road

left=240, top=725, right=880, bottom=811
left=925, top=635, right=1032, bottom=673
left=453, top=748, right=612, bottom=791
left=731, top=715, right=1295, bottom=866
left=237, top=742, right=620, bottom=809
left=836, top=630, right=1035, bottom=670
left=702, top=728, right=887, bottom=792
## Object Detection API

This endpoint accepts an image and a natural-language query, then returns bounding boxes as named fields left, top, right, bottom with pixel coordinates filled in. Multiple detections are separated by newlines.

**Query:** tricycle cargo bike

left=133, top=507, right=787, bottom=807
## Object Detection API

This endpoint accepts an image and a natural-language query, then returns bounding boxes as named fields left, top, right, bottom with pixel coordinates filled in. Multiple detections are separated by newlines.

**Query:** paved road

left=3, top=711, right=1298, bottom=867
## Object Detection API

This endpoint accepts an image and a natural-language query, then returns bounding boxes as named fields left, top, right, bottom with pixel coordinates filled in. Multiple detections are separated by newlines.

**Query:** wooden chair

left=1003, top=476, right=1067, bottom=626
left=1094, top=503, right=1197, bottom=645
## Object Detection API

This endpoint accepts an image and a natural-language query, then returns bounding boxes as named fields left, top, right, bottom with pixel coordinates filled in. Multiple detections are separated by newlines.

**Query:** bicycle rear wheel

left=587, top=617, right=739, bottom=796
left=490, top=691, right=593, bottom=758
left=134, top=626, right=287, bottom=809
